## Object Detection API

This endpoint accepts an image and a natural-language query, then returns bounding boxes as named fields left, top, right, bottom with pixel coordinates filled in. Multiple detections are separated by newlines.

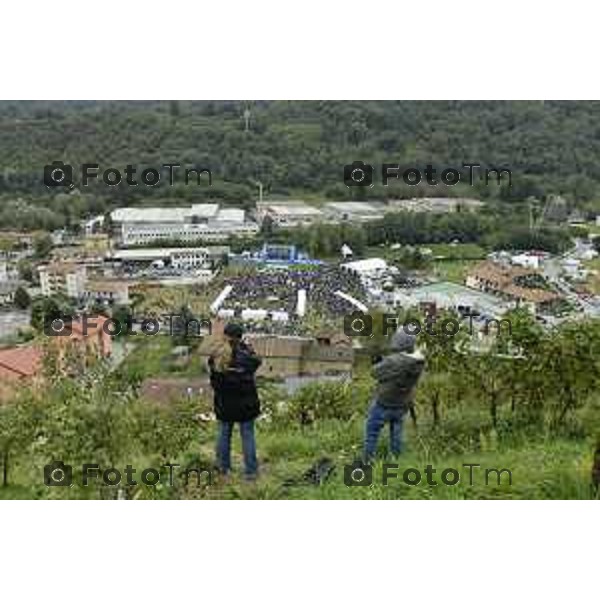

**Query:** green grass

left=431, top=259, right=472, bottom=284
left=117, top=336, right=206, bottom=379
left=1, top=410, right=595, bottom=500
left=202, top=419, right=593, bottom=499
left=425, top=243, right=486, bottom=260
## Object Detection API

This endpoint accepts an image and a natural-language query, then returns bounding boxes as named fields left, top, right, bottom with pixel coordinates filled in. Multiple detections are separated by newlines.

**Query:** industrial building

left=110, top=204, right=259, bottom=246
left=322, top=201, right=386, bottom=222
left=108, top=246, right=228, bottom=270
left=387, top=197, right=484, bottom=214
left=255, top=201, right=324, bottom=228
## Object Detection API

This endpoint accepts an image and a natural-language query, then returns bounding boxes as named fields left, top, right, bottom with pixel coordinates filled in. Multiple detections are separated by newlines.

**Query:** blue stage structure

left=230, top=244, right=323, bottom=267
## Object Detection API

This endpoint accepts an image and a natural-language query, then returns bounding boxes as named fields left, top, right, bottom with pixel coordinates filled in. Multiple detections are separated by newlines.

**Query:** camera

left=44, top=161, right=74, bottom=188
left=44, top=460, right=73, bottom=487
left=344, top=161, right=373, bottom=187
left=344, top=460, right=373, bottom=487
left=43, top=315, right=73, bottom=337
left=343, top=311, right=373, bottom=337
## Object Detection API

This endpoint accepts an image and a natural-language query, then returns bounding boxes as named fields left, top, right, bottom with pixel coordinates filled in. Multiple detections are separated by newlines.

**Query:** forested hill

left=0, top=101, right=600, bottom=225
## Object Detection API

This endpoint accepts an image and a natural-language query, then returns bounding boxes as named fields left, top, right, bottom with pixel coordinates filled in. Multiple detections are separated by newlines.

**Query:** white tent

left=296, top=289, right=307, bottom=317
left=334, top=290, right=368, bottom=313
left=210, top=284, right=233, bottom=313
left=341, top=258, right=388, bottom=277
left=270, top=310, right=289, bottom=322
left=241, top=309, right=267, bottom=321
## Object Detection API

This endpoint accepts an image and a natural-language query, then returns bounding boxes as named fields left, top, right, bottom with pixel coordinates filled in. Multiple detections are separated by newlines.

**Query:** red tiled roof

left=0, top=346, right=43, bottom=378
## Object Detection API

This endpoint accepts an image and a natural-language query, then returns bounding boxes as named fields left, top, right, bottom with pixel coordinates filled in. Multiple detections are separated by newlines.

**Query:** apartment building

left=38, top=263, right=87, bottom=298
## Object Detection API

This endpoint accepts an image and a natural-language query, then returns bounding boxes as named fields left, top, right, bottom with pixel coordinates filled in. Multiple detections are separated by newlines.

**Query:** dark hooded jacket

left=209, top=341, right=262, bottom=422
left=373, top=330, right=425, bottom=412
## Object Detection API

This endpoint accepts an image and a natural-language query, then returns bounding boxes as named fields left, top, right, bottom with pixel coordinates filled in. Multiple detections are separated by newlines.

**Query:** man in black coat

left=208, top=322, right=262, bottom=479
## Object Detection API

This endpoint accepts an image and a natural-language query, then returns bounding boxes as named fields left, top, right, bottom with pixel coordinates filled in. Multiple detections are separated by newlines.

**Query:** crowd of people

left=220, top=265, right=368, bottom=319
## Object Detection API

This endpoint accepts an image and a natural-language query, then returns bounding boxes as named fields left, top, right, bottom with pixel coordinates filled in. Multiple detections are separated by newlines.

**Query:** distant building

left=199, top=330, right=354, bottom=379
left=255, top=201, right=324, bottom=228
left=466, top=261, right=560, bottom=313
left=84, top=215, right=105, bottom=236
left=83, top=280, right=130, bottom=306
left=341, top=244, right=353, bottom=259
left=0, top=281, right=20, bottom=305
left=0, top=316, right=112, bottom=399
left=111, top=204, right=258, bottom=246
left=341, top=257, right=388, bottom=278
left=387, top=197, right=484, bottom=214
left=0, top=346, right=44, bottom=398
left=390, top=281, right=510, bottom=317
left=322, top=201, right=386, bottom=223
left=38, top=263, right=87, bottom=298
left=109, top=246, right=227, bottom=271
left=511, top=253, right=541, bottom=269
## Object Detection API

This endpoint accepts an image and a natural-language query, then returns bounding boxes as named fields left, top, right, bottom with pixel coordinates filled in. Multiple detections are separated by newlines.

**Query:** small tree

left=419, top=309, right=468, bottom=427
left=13, top=286, right=31, bottom=309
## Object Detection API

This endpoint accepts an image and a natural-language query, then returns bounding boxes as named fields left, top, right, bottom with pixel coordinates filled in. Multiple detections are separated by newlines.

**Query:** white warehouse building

left=110, top=247, right=226, bottom=270
left=111, top=204, right=259, bottom=246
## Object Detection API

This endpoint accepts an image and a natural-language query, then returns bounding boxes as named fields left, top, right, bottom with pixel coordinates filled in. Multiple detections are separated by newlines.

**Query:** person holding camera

left=364, top=329, right=424, bottom=461
left=208, top=322, right=262, bottom=480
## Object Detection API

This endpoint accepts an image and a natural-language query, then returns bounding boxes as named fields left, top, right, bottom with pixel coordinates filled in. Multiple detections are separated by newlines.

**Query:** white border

left=1, top=502, right=597, bottom=600
left=2, top=0, right=600, bottom=99
left=1, top=1, right=598, bottom=597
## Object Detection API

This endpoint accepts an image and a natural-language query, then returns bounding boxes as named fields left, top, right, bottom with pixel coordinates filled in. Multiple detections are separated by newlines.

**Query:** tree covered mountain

left=0, top=100, right=599, bottom=230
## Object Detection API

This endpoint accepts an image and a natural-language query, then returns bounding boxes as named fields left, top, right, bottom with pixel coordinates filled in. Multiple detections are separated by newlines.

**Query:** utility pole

left=256, top=180, right=263, bottom=203
left=244, top=107, right=251, bottom=132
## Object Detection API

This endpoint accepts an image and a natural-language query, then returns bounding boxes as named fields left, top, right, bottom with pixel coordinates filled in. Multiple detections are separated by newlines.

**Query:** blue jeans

left=216, top=420, right=258, bottom=477
left=364, top=400, right=404, bottom=461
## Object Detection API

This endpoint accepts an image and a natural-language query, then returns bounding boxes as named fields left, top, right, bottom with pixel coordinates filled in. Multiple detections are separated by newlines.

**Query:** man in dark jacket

left=364, top=329, right=424, bottom=461
left=208, top=322, right=262, bottom=479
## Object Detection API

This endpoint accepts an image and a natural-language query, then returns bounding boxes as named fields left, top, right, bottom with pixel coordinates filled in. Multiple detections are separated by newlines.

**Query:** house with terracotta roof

left=466, top=261, right=561, bottom=313
left=0, top=315, right=113, bottom=400
left=0, top=346, right=44, bottom=401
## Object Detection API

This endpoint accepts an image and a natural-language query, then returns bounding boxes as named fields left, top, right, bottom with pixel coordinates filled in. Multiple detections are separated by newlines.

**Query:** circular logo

left=50, top=168, right=66, bottom=183
left=350, top=318, right=365, bottom=334
left=351, top=168, right=365, bottom=183
left=50, top=468, right=65, bottom=483
left=350, top=468, right=366, bottom=484
left=51, top=318, right=65, bottom=333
